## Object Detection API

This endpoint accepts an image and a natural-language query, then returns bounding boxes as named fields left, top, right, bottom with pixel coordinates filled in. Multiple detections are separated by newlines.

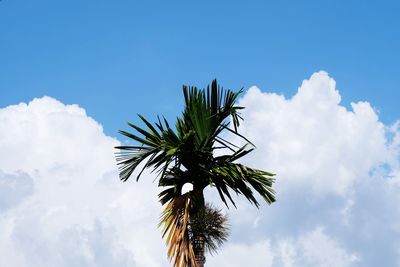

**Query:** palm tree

left=115, top=80, right=276, bottom=266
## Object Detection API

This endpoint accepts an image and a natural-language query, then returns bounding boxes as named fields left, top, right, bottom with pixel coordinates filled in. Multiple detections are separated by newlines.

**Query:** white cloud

left=0, top=97, right=168, bottom=267
left=212, top=71, right=400, bottom=266
left=287, top=227, right=359, bottom=267
left=208, top=227, right=358, bottom=267
left=1, top=72, right=400, bottom=267
left=235, top=71, right=388, bottom=197
left=207, top=240, right=274, bottom=267
left=0, top=171, right=33, bottom=211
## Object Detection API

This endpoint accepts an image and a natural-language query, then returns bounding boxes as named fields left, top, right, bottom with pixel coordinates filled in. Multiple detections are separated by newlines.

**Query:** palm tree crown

left=115, top=80, right=275, bottom=266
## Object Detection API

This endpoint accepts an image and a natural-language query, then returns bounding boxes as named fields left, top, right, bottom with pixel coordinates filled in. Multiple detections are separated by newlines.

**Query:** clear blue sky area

left=1, top=0, right=399, bottom=137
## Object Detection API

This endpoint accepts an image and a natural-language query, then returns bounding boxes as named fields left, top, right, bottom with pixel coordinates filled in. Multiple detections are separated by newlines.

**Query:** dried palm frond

left=160, top=193, right=198, bottom=267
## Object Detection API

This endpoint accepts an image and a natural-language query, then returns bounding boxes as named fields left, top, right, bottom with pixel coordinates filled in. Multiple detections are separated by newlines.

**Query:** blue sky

left=1, top=1, right=400, bottom=267
left=1, top=0, right=399, bottom=137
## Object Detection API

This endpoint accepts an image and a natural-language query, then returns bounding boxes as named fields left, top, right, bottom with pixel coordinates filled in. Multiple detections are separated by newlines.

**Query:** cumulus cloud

left=0, top=97, right=168, bottom=267
left=277, top=227, right=359, bottom=267
left=1, top=72, right=399, bottom=267
left=208, top=227, right=359, bottom=267
left=208, top=71, right=400, bottom=266
left=207, top=240, right=274, bottom=267
left=0, top=171, right=33, bottom=211
left=235, top=71, right=387, bottom=197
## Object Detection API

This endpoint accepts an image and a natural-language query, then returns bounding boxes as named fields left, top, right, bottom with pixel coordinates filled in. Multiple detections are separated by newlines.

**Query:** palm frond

left=115, top=115, right=179, bottom=182
left=181, top=79, right=245, bottom=150
left=209, top=161, right=275, bottom=208
left=159, top=193, right=198, bottom=267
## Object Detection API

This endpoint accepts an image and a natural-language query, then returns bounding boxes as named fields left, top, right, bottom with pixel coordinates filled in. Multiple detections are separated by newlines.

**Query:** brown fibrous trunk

left=193, top=235, right=205, bottom=267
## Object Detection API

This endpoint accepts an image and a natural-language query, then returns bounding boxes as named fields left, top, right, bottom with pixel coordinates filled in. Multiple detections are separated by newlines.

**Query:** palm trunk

left=193, top=235, right=205, bottom=267
left=191, top=185, right=206, bottom=267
